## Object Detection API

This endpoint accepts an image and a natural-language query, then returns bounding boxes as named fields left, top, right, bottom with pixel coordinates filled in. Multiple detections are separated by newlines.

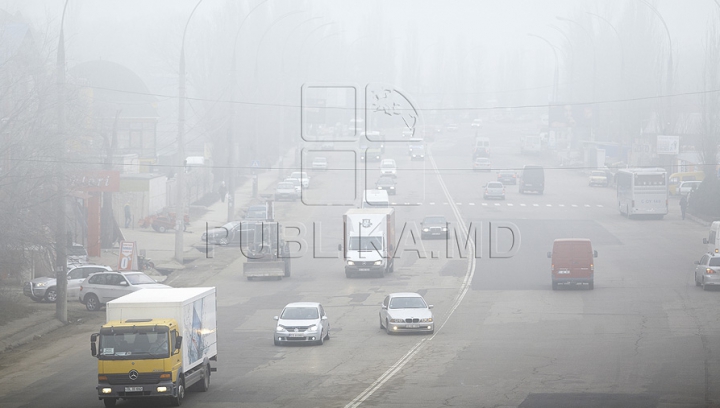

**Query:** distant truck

left=341, top=208, right=395, bottom=278
left=90, top=287, right=217, bottom=407
left=520, top=135, right=541, bottom=154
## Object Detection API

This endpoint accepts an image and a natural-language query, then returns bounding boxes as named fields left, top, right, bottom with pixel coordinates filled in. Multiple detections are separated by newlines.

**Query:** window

left=701, top=255, right=709, bottom=265
left=348, top=236, right=383, bottom=251
left=68, top=268, right=84, bottom=280
left=89, top=274, right=107, bottom=285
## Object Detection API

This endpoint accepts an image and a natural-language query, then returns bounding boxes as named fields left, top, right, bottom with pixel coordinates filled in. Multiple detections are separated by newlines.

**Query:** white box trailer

left=92, top=287, right=217, bottom=406
left=342, top=208, right=395, bottom=278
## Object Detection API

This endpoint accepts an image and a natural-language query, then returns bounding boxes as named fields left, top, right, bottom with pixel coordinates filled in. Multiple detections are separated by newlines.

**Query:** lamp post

left=528, top=34, right=560, bottom=103
left=55, top=0, right=71, bottom=323
left=227, top=0, right=270, bottom=221
left=586, top=12, right=624, bottom=85
left=557, top=17, right=596, bottom=102
left=175, top=0, right=204, bottom=264
left=637, top=0, right=673, bottom=130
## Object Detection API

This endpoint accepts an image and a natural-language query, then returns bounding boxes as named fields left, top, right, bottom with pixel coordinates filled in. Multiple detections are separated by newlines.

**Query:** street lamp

left=55, top=0, right=71, bottom=323
left=586, top=12, right=624, bottom=85
left=528, top=34, right=560, bottom=103
left=175, top=0, right=204, bottom=263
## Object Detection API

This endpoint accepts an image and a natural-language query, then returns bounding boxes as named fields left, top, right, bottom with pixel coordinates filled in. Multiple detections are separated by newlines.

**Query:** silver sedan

left=274, top=302, right=330, bottom=345
left=379, top=293, right=434, bottom=334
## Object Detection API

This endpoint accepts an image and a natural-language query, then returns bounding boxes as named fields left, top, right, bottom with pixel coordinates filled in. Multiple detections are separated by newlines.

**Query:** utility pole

left=55, top=0, right=71, bottom=323
left=175, top=0, right=204, bottom=264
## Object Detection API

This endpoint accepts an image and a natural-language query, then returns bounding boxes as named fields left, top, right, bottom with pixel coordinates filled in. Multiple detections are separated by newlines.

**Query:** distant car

left=201, top=220, right=253, bottom=246
left=366, top=147, right=382, bottom=162
left=694, top=253, right=720, bottom=290
left=379, top=293, right=434, bottom=334
left=380, top=159, right=397, bottom=177
left=678, top=181, right=702, bottom=196
left=273, top=302, right=330, bottom=346
left=23, top=264, right=113, bottom=302
left=471, top=118, right=483, bottom=127
left=409, top=145, right=425, bottom=160
left=421, top=216, right=448, bottom=239
left=376, top=176, right=397, bottom=195
left=519, top=165, right=545, bottom=194
left=275, top=181, right=299, bottom=201
left=497, top=171, right=517, bottom=185
left=483, top=181, right=505, bottom=200
left=79, top=271, right=170, bottom=311
left=473, top=157, right=491, bottom=171
left=67, top=242, right=89, bottom=267
left=289, top=171, right=310, bottom=189
left=445, top=123, right=459, bottom=132
left=589, top=170, right=609, bottom=187
left=284, top=177, right=302, bottom=194
left=312, top=157, right=328, bottom=171
left=402, top=129, right=414, bottom=138
left=244, top=205, right=267, bottom=221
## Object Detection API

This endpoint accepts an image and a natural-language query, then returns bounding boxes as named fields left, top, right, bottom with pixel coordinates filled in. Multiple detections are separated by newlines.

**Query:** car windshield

left=98, top=329, right=169, bottom=359
left=487, top=183, right=503, bottom=188
left=592, top=171, right=605, bottom=176
left=125, top=274, right=157, bottom=285
left=348, top=236, right=383, bottom=251
left=389, top=297, right=427, bottom=309
left=281, top=307, right=319, bottom=320
left=378, top=177, right=393, bottom=184
left=424, top=217, right=446, bottom=224
left=277, top=183, right=293, bottom=189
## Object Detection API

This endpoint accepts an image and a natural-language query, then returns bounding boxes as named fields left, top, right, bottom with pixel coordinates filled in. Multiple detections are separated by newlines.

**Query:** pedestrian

left=218, top=181, right=227, bottom=203
left=679, top=194, right=688, bottom=220
left=124, top=203, right=132, bottom=228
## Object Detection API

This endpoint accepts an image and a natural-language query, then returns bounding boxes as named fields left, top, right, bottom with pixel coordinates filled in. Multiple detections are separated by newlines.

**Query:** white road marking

left=520, top=203, right=526, bottom=207
left=546, top=204, right=552, bottom=207
left=469, top=203, right=475, bottom=206
left=430, top=202, right=435, bottom=205
left=533, top=204, right=539, bottom=207
left=507, top=203, right=513, bottom=206
left=482, top=203, right=488, bottom=206
left=584, top=204, right=590, bottom=207
left=597, top=204, right=603, bottom=207
left=571, top=204, right=578, bottom=207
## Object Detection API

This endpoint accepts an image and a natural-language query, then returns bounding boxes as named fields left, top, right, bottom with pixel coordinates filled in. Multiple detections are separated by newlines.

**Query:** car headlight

left=389, top=318, right=404, bottom=323
left=374, top=260, right=383, bottom=265
left=390, top=186, right=395, bottom=189
left=423, top=228, right=429, bottom=232
left=35, top=282, right=47, bottom=287
left=347, top=260, right=355, bottom=266
left=420, top=318, right=433, bottom=322
left=276, top=325, right=286, bottom=333
left=305, top=324, right=318, bottom=333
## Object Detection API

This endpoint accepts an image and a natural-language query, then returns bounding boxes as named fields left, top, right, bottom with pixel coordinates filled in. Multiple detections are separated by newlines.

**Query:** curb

left=0, top=318, right=66, bottom=354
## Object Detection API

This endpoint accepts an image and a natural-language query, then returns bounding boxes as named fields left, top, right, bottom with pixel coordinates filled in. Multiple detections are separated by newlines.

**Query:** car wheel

left=158, top=225, right=167, bottom=233
left=317, top=333, right=324, bottom=346
left=703, top=279, right=710, bottom=291
left=385, top=319, right=392, bottom=335
left=85, top=294, right=101, bottom=311
left=274, top=338, right=281, bottom=346
left=696, top=275, right=701, bottom=286
left=325, top=326, right=330, bottom=340
left=43, top=288, right=57, bottom=302
left=169, top=377, right=184, bottom=406
left=102, top=398, right=117, bottom=408
left=380, top=315, right=384, bottom=329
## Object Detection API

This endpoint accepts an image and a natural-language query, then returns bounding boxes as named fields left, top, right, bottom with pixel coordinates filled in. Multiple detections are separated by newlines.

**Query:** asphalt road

left=0, top=122, right=717, bottom=408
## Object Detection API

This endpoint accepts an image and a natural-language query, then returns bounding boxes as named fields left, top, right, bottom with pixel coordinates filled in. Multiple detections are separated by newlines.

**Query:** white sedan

left=379, top=292, right=434, bottom=334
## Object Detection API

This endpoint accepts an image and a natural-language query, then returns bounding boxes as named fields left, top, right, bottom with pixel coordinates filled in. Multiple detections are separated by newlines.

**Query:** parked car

left=312, top=157, right=328, bottom=171
left=483, top=181, right=505, bottom=200
left=67, top=242, right=89, bottom=267
left=497, top=171, right=517, bottom=185
left=283, top=177, right=302, bottom=195
left=289, top=171, right=310, bottom=188
left=694, top=253, right=720, bottom=290
left=588, top=170, right=609, bottom=187
left=678, top=181, right=702, bottom=196
left=273, top=302, right=330, bottom=346
left=421, top=216, right=448, bottom=239
left=275, top=181, right=299, bottom=201
left=473, top=157, right=491, bottom=171
left=244, top=205, right=267, bottom=221
left=380, top=159, right=397, bottom=177
left=79, top=271, right=170, bottom=311
left=23, top=264, right=113, bottom=302
left=375, top=176, right=397, bottom=195
left=201, top=220, right=254, bottom=246
left=379, top=293, right=434, bottom=334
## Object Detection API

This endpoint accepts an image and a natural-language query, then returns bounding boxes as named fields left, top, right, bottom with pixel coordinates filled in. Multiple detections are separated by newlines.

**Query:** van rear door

left=552, top=240, right=594, bottom=280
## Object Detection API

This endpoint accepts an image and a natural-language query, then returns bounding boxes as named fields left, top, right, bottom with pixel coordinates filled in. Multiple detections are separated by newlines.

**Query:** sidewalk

left=0, top=149, right=296, bottom=354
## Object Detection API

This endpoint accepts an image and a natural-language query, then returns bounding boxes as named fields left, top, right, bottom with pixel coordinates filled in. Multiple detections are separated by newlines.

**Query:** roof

left=107, top=287, right=215, bottom=304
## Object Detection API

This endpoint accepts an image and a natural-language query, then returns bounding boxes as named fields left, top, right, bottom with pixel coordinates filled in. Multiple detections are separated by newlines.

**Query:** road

left=1, top=121, right=717, bottom=408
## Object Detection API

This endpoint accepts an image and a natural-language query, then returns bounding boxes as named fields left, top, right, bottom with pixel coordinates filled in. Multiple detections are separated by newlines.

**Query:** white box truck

left=90, top=287, right=217, bottom=407
left=341, top=208, right=395, bottom=278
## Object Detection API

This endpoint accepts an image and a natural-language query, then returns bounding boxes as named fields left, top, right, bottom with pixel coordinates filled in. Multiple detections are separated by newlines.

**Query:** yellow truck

left=90, top=287, right=217, bottom=407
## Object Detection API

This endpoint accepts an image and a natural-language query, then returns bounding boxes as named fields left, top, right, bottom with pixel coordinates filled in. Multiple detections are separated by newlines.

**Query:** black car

left=375, top=176, right=397, bottom=195
left=497, top=171, right=517, bottom=185
left=519, top=165, right=545, bottom=194
left=421, top=216, right=448, bottom=239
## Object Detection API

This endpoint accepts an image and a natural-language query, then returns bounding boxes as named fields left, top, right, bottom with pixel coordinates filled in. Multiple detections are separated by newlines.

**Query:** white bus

left=520, top=135, right=541, bottom=154
left=616, top=168, right=668, bottom=219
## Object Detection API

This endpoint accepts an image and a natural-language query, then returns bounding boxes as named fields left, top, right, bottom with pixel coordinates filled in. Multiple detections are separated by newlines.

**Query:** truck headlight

left=373, top=260, right=383, bottom=266
left=423, top=228, right=429, bottom=232
left=347, top=260, right=355, bottom=266
left=442, top=227, right=447, bottom=231
left=157, top=386, right=168, bottom=393
left=101, top=388, right=112, bottom=394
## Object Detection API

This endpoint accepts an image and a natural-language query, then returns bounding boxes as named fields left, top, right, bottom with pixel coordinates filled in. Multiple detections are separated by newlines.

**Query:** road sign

left=251, top=160, right=260, bottom=168
left=117, top=241, right=137, bottom=271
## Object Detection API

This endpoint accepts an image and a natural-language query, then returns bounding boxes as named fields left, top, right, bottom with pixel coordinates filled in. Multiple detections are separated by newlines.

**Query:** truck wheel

left=198, top=364, right=210, bottom=392
left=102, top=398, right=117, bottom=408
left=44, top=287, right=57, bottom=303
left=170, top=377, right=185, bottom=406
left=85, top=294, right=101, bottom=311
left=588, top=280, right=594, bottom=290
left=551, top=281, right=558, bottom=291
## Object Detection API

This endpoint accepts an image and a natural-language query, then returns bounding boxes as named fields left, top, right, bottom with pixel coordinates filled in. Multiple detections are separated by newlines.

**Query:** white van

left=703, top=221, right=720, bottom=255
left=362, top=190, right=390, bottom=208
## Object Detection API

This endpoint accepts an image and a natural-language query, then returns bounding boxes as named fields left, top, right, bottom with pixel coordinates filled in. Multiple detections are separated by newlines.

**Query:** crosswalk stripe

left=520, top=203, right=526, bottom=207
left=546, top=204, right=552, bottom=207
left=481, top=203, right=488, bottom=206
left=571, top=204, right=578, bottom=207
left=507, top=203, right=513, bottom=206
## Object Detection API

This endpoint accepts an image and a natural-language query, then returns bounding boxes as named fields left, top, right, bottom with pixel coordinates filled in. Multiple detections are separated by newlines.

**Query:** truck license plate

left=359, top=268, right=369, bottom=271
left=124, top=386, right=143, bottom=392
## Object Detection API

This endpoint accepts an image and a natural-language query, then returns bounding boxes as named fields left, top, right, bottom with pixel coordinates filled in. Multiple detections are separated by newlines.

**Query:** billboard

left=656, top=135, right=679, bottom=155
